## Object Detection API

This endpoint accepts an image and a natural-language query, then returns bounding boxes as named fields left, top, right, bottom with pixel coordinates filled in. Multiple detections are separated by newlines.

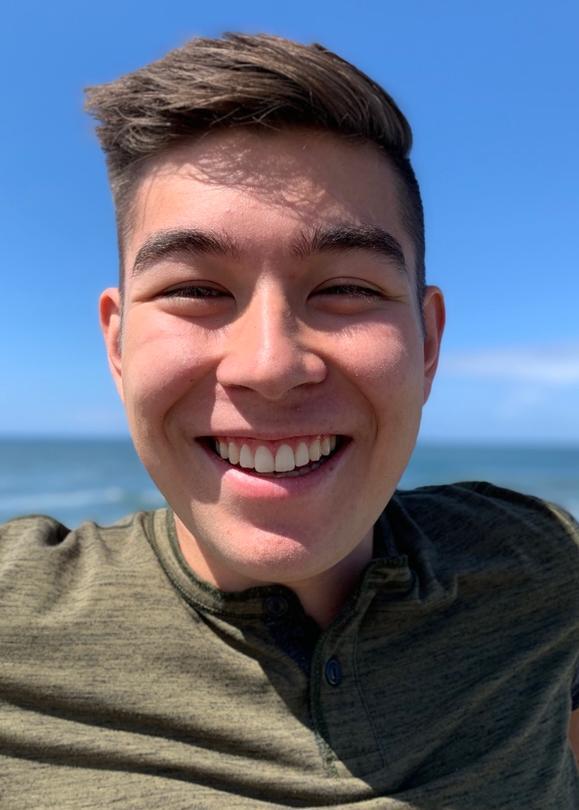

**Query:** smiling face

left=100, top=128, right=444, bottom=612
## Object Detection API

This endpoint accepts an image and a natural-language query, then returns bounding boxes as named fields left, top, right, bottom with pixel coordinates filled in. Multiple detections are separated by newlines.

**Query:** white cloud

left=440, top=344, right=579, bottom=385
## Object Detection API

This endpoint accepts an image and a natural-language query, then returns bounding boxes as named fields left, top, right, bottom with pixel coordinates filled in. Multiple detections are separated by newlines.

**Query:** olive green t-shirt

left=1, top=482, right=578, bottom=808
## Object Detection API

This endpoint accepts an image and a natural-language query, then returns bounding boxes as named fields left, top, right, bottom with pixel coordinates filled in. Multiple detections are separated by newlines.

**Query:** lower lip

left=199, top=440, right=349, bottom=499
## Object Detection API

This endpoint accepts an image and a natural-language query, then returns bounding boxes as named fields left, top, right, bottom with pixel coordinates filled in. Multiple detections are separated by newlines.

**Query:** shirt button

left=264, top=595, right=289, bottom=618
left=324, top=656, right=342, bottom=686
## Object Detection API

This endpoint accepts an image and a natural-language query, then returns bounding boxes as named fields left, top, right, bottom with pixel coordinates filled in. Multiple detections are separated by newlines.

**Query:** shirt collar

left=144, top=497, right=446, bottom=622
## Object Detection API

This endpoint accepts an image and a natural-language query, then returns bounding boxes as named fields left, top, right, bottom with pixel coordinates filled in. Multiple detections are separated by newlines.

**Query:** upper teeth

left=214, top=436, right=338, bottom=473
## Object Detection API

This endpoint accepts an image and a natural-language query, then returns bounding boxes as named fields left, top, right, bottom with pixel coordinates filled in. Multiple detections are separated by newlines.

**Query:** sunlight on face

left=100, top=129, right=444, bottom=602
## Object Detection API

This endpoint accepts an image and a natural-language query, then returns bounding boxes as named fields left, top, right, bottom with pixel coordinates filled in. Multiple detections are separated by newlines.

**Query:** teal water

left=0, top=438, right=577, bottom=527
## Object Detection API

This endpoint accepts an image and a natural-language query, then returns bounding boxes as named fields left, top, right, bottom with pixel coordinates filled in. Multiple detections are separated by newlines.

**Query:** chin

left=187, top=509, right=350, bottom=582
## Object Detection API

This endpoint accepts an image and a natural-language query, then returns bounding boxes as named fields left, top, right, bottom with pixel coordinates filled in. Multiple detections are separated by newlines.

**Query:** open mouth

left=200, top=435, right=346, bottom=478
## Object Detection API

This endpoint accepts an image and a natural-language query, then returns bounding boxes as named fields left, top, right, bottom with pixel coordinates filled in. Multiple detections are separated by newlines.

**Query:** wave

left=0, top=487, right=130, bottom=511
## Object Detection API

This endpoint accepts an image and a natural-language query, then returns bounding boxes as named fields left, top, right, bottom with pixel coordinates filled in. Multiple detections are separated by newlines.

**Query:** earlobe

left=421, top=285, right=445, bottom=404
left=99, top=287, right=124, bottom=402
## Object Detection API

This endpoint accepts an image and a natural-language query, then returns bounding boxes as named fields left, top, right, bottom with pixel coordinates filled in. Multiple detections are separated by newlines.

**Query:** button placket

left=264, top=594, right=289, bottom=618
left=310, top=629, right=384, bottom=777
left=324, top=656, right=342, bottom=686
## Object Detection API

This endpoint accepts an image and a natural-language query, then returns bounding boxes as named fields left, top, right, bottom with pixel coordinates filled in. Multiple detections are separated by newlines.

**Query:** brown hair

left=85, top=33, right=425, bottom=300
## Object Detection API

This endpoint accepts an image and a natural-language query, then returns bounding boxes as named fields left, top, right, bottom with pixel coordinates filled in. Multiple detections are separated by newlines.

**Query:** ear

left=421, top=285, right=445, bottom=404
left=99, top=287, right=125, bottom=403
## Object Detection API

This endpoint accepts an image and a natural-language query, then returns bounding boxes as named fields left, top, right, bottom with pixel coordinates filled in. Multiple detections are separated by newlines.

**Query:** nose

left=216, top=284, right=327, bottom=400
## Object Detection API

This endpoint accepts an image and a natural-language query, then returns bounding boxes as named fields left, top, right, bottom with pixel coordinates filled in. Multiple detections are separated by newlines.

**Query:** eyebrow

left=131, top=229, right=240, bottom=277
left=291, top=224, right=407, bottom=271
left=130, top=223, right=407, bottom=277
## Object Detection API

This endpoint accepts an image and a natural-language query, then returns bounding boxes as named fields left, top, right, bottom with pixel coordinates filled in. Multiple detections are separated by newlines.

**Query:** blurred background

left=1, top=0, right=578, bottom=525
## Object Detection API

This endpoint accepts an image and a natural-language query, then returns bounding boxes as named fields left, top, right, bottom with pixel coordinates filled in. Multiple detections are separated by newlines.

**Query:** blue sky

left=1, top=0, right=578, bottom=442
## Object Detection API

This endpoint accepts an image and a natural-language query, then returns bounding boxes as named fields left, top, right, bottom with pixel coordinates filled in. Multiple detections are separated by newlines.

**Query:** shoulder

left=390, top=481, right=579, bottom=580
left=1, top=513, right=71, bottom=549
left=0, top=514, right=73, bottom=582
left=0, top=511, right=145, bottom=559
left=393, top=480, right=578, bottom=536
left=0, top=512, right=156, bottom=614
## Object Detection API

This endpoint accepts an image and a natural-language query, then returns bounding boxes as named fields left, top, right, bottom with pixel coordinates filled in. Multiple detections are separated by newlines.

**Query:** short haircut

left=85, top=33, right=425, bottom=302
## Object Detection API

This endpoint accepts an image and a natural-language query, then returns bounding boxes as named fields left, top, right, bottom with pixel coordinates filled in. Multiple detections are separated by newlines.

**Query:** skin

left=99, top=127, right=579, bottom=752
left=100, top=128, right=445, bottom=627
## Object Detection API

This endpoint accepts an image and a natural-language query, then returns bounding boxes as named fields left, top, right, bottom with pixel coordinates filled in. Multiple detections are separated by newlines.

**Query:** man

left=1, top=33, right=578, bottom=808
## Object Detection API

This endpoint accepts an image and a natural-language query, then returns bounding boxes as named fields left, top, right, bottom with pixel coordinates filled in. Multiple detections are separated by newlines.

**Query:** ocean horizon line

left=1, top=434, right=579, bottom=450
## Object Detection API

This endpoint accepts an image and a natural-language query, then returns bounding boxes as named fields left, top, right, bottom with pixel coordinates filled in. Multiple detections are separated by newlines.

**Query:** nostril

left=215, top=339, right=327, bottom=398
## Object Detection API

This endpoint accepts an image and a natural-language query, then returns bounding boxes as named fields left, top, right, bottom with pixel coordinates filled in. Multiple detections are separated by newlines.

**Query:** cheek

left=120, top=311, right=217, bottom=422
left=339, top=324, right=423, bottom=399
left=344, top=329, right=424, bottom=487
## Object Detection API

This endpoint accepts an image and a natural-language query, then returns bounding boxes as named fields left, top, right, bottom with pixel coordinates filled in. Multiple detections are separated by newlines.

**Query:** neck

left=174, top=516, right=374, bottom=629
left=284, top=537, right=374, bottom=628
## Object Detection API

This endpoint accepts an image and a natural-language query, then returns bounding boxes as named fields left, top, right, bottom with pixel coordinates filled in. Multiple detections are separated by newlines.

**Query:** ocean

left=0, top=437, right=577, bottom=527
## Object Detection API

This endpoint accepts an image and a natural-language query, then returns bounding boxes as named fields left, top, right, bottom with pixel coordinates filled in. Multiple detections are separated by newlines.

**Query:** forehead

left=124, top=129, right=412, bottom=267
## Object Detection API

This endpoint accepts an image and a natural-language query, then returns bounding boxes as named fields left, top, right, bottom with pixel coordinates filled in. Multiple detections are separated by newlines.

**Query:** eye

left=314, top=284, right=385, bottom=299
left=162, top=284, right=230, bottom=299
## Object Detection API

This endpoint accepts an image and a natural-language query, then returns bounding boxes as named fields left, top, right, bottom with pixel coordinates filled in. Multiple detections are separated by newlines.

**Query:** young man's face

left=100, top=129, right=444, bottom=594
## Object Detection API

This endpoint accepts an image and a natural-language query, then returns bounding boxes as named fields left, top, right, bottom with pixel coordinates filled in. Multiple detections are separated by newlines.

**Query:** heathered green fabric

left=1, top=482, right=578, bottom=809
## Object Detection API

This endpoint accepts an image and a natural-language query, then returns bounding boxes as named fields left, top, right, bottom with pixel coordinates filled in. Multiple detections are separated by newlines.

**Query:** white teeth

left=254, top=445, right=275, bottom=473
left=212, top=435, right=339, bottom=473
left=228, top=441, right=240, bottom=465
left=309, top=438, right=321, bottom=462
left=239, top=444, right=254, bottom=469
left=275, top=444, right=295, bottom=472
left=295, top=442, right=310, bottom=467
